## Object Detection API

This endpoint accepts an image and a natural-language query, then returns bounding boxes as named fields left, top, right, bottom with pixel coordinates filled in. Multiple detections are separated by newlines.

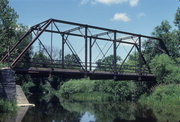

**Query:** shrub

left=0, top=63, right=8, bottom=68
left=0, top=99, right=17, bottom=112
left=22, top=81, right=35, bottom=96
left=150, top=54, right=180, bottom=84
left=58, top=79, right=139, bottom=101
left=139, top=84, right=180, bottom=106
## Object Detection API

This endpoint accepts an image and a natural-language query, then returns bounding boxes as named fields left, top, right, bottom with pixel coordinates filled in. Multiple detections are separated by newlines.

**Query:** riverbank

left=57, top=79, right=180, bottom=106
left=138, top=84, right=180, bottom=122
left=139, top=84, right=180, bottom=106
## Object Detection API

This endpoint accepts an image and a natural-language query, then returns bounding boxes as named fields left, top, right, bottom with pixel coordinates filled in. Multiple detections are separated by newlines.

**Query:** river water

left=0, top=95, right=180, bottom=122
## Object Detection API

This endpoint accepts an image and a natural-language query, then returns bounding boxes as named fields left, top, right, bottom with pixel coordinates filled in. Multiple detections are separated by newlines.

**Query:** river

left=0, top=95, right=180, bottom=122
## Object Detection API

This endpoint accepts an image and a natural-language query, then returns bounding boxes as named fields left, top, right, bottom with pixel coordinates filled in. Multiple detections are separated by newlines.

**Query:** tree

left=174, top=7, right=180, bottom=30
left=0, top=0, right=18, bottom=57
left=150, top=54, right=180, bottom=84
left=0, top=0, right=33, bottom=68
left=64, top=54, right=81, bottom=69
left=96, top=55, right=121, bottom=71
left=15, top=25, right=33, bottom=67
left=143, top=19, right=180, bottom=61
left=32, top=52, right=49, bottom=67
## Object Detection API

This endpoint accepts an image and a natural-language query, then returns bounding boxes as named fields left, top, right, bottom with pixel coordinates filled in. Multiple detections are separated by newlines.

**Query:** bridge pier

left=0, top=67, right=16, bottom=100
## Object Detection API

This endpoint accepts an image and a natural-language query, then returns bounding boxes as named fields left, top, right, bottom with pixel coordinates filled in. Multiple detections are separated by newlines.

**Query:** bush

left=57, top=79, right=140, bottom=101
left=22, top=81, right=35, bottom=96
left=0, top=63, right=8, bottom=68
left=0, top=99, right=17, bottom=112
left=150, top=54, right=180, bottom=84
left=138, top=84, right=180, bottom=122
left=139, top=84, right=180, bottom=106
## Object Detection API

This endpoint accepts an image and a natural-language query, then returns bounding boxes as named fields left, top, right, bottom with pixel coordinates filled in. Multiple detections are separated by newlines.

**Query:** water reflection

left=60, top=99, right=156, bottom=122
left=1, top=95, right=180, bottom=122
left=80, top=112, right=96, bottom=122
left=0, top=107, right=29, bottom=122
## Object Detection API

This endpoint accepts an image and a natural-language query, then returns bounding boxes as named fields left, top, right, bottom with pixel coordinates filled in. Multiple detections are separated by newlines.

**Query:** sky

left=10, top=0, right=180, bottom=35
left=9, top=0, right=180, bottom=62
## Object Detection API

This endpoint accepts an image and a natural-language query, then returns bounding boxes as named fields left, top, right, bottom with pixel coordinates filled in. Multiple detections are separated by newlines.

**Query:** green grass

left=0, top=63, right=8, bottom=68
left=139, top=84, right=180, bottom=106
left=66, top=92, right=114, bottom=101
left=138, top=84, right=180, bottom=122
left=0, top=99, right=17, bottom=112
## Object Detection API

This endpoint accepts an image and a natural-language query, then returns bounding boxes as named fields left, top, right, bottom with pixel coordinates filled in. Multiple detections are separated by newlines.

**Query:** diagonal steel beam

left=31, top=19, right=50, bottom=29
left=53, top=22, right=85, bottom=71
left=11, top=19, right=53, bottom=67
left=135, top=44, right=152, bottom=73
left=118, top=45, right=135, bottom=71
left=64, top=26, right=84, bottom=33
left=0, top=27, right=34, bottom=63
left=91, top=31, right=113, bottom=37
left=32, top=31, right=53, bottom=61
left=34, top=29, right=137, bottom=45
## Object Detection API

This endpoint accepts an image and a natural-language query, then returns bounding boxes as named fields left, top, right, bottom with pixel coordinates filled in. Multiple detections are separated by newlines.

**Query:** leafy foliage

left=0, top=0, right=32, bottom=68
left=174, top=7, right=180, bottom=30
left=58, top=79, right=142, bottom=101
left=150, top=54, right=180, bottom=84
left=0, top=63, right=8, bottom=68
left=64, top=54, right=81, bottom=69
left=143, top=8, right=180, bottom=60
left=0, top=99, right=17, bottom=112
left=139, top=84, right=180, bottom=122
left=139, top=84, right=180, bottom=106
left=32, top=52, right=49, bottom=67
left=22, top=81, right=35, bottom=96
left=0, top=0, right=18, bottom=57
left=96, top=55, right=121, bottom=71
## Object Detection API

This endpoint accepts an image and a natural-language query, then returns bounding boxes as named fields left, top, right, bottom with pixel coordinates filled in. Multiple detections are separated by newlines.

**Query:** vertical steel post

left=113, top=31, right=117, bottom=74
left=62, top=34, right=65, bottom=69
left=89, top=37, right=92, bottom=71
left=139, top=36, right=142, bottom=74
left=51, top=23, right=53, bottom=64
left=85, top=26, right=88, bottom=72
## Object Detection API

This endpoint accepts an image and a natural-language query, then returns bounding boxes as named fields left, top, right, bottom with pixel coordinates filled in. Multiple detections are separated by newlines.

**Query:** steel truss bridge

left=0, top=19, right=167, bottom=81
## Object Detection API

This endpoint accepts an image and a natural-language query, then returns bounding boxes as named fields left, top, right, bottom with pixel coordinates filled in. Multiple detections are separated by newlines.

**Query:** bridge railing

left=12, top=58, right=151, bottom=74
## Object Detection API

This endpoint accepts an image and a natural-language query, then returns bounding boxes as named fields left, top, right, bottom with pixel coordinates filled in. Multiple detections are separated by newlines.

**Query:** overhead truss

left=0, top=18, right=168, bottom=75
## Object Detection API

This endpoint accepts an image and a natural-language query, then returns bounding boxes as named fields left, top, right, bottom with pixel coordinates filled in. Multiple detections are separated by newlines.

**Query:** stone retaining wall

left=0, top=68, right=16, bottom=100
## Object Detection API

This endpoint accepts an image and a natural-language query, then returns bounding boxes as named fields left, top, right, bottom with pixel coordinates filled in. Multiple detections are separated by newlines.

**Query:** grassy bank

left=139, top=84, right=180, bottom=106
left=138, top=84, right=180, bottom=122
left=56, top=79, right=145, bottom=102
left=0, top=63, right=8, bottom=68
left=0, top=99, right=17, bottom=112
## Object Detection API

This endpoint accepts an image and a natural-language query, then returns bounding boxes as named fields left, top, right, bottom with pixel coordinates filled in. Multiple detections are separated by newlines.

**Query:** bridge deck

left=13, top=67, right=155, bottom=81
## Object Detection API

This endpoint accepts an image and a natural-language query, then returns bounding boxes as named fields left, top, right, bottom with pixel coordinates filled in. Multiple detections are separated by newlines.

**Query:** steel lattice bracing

left=0, top=18, right=166, bottom=81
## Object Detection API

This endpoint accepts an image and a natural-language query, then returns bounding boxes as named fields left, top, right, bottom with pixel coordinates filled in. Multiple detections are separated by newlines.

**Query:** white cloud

left=80, top=0, right=139, bottom=6
left=138, top=12, right=146, bottom=17
left=111, top=13, right=131, bottom=22
left=80, top=0, right=89, bottom=5
left=80, top=0, right=96, bottom=5
left=129, top=0, right=139, bottom=7
left=96, top=0, right=128, bottom=5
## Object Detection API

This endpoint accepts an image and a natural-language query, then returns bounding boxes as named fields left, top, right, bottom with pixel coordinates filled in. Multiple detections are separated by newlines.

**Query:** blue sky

left=10, top=0, right=179, bottom=36
left=9, top=0, right=180, bottom=62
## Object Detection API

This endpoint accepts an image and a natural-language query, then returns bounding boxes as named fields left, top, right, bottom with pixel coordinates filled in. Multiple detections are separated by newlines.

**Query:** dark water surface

left=0, top=95, right=180, bottom=122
